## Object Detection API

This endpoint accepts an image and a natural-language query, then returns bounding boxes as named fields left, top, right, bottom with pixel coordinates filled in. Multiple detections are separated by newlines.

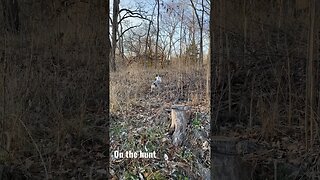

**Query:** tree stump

left=212, top=136, right=255, bottom=180
left=170, top=105, right=189, bottom=146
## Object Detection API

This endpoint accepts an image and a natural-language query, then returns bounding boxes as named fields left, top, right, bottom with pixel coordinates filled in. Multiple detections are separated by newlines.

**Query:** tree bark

left=305, top=0, right=316, bottom=149
left=170, top=105, right=189, bottom=146
left=106, top=1, right=110, bottom=177
left=111, top=0, right=119, bottom=72
left=155, top=0, right=160, bottom=69
left=144, top=4, right=156, bottom=69
left=107, top=1, right=111, bottom=67
left=211, top=0, right=218, bottom=130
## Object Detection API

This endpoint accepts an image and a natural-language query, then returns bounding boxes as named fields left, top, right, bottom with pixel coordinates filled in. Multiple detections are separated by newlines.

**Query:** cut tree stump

left=170, top=105, right=189, bottom=146
left=212, top=136, right=255, bottom=180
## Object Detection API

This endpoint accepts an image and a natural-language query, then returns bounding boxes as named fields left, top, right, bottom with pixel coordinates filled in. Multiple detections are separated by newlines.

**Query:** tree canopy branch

left=118, top=8, right=150, bottom=24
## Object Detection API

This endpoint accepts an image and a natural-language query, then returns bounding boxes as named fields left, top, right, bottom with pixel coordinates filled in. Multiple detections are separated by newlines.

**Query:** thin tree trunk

left=285, top=34, right=292, bottom=126
left=179, top=9, right=184, bottom=58
left=306, top=0, right=315, bottom=148
left=200, top=0, right=204, bottom=65
left=155, top=0, right=160, bottom=69
left=277, top=0, right=282, bottom=50
left=206, top=43, right=210, bottom=104
left=243, top=0, right=247, bottom=66
left=118, top=21, right=125, bottom=64
left=211, top=0, right=219, bottom=129
left=218, top=0, right=223, bottom=87
left=144, top=21, right=152, bottom=68
left=111, top=0, right=119, bottom=72
left=189, top=0, right=204, bottom=65
left=226, top=33, right=231, bottom=116
left=106, top=6, right=111, bottom=166
left=167, top=17, right=179, bottom=63
left=107, top=0, right=111, bottom=68
left=144, top=3, right=156, bottom=69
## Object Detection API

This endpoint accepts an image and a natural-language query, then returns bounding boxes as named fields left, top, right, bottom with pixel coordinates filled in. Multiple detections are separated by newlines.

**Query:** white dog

left=151, top=75, right=162, bottom=92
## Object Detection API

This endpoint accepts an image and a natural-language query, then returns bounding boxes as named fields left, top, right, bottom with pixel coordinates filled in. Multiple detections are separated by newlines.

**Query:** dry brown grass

left=110, top=61, right=209, bottom=115
left=258, top=97, right=278, bottom=139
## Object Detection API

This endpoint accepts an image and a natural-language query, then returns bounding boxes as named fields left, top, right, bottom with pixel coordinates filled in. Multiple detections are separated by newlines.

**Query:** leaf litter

left=110, top=68, right=210, bottom=179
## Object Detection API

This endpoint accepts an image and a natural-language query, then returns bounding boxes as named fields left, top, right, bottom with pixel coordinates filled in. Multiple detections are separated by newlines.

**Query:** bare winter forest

left=110, top=0, right=320, bottom=179
left=109, top=0, right=210, bottom=179
left=0, top=0, right=320, bottom=179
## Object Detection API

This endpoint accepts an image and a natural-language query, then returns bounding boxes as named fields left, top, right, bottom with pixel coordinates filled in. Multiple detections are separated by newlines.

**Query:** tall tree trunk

left=285, top=34, right=292, bottom=126
left=107, top=1, right=111, bottom=66
left=226, top=33, right=231, bottom=116
left=243, top=0, right=247, bottom=66
left=105, top=0, right=110, bottom=177
left=179, top=9, right=185, bottom=58
left=305, top=0, right=316, bottom=149
left=111, top=0, right=119, bottom=72
left=155, top=0, right=160, bottom=69
left=189, top=0, right=204, bottom=65
left=118, top=21, right=125, bottom=64
left=167, top=21, right=178, bottom=64
left=211, top=0, right=218, bottom=130
left=218, top=0, right=223, bottom=88
left=144, top=20, right=152, bottom=68
left=199, top=0, right=204, bottom=65
left=144, top=3, right=156, bottom=69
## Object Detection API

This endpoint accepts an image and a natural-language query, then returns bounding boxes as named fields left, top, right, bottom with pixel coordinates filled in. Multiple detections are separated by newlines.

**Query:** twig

left=18, top=117, right=49, bottom=180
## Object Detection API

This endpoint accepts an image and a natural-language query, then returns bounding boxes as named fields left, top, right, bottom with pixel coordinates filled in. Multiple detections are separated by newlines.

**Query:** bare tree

left=116, top=6, right=149, bottom=66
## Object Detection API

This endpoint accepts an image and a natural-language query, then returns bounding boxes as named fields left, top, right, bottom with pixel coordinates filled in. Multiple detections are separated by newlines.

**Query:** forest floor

left=109, top=65, right=210, bottom=179
left=2, top=63, right=319, bottom=179
left=0, top=113, right=109, bottom=179
left=212, top=122, right=320, bottom=179
left=109, top=64, right=320, bottom=179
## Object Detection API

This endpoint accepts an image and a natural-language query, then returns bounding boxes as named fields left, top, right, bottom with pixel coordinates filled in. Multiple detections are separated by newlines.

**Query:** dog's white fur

left=151, top=75, right=162, bottom=92
left=155, top=75, right=161, bottom=83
